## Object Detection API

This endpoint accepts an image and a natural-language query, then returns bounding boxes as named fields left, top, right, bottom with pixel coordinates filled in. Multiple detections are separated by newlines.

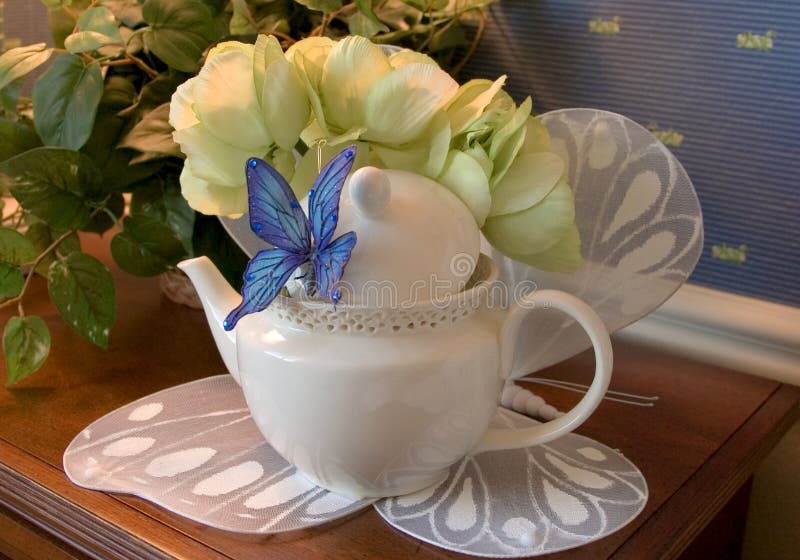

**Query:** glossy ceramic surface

left=180, top=250, right=613, bottom=498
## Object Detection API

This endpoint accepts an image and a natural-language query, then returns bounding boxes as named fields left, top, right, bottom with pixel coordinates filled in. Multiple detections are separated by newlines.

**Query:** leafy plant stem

left=125, top=55, right=159, bottom=79
left=0, top=206, right=104, bottom=315
left=450, top=9, right=485, bottom=76
left=62, top=4, right=80, bottom=23
left=101, top=206, right=122, bottom=230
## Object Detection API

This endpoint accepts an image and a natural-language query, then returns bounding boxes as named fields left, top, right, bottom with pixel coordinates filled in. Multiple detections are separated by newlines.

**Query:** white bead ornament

left=500, top=383, right=565, bottom=422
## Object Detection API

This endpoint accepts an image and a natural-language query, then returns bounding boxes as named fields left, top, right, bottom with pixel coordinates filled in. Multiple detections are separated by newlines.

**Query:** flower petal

left=293, top=46, right=332, bottom=137
left=437, top=150, right=491, bottom=226
left=169, top=78, right=199, bottom=131
left=506, top=222, right=583, bottom=272
left=489, top=151, right=565, bottom=216
left=206, top=40, right=254, bottom=62
left=523, top=116, right=551, bottom=153
left=261, top=56, right=310, bottom=151
left=488, top=96, right=531, bottom=160
left=253, top=34, right=283, bottom=103
left=446, top=76, right=506, bottom=136
left=388, top=49, right=438, bottom=68
left=489, top=124, right=526, bottom=188
left=364, top=63, right=458, bottom=145
left=483, top=179, right=575, bottom=255
left=371, top=110, right=451, bottom=177
left=180, top=161, right=247, bottom=216
left=321, top=36, right=391, bottom=132
left=192, top=49, right=271, bottom=149
left=173, top=123, right=264, bottom=186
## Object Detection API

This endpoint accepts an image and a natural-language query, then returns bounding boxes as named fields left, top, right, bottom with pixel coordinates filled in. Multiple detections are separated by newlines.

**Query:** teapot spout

left=178, top=256, right=240, bottom=382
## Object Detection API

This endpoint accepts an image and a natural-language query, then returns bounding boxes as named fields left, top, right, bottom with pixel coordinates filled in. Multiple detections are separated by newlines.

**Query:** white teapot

left=179, top=167, right=612, bottom=499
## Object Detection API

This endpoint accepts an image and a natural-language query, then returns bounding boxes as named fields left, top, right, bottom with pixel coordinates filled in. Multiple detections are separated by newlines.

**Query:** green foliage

left=0, top=148, right=103, bottom=230
left=32, top=55, right=104, bottom=150
left=111, top=215, right=188, bottom=276
left=142, top=0, right=221, bottom=73
left=119, top=103, right=182, bottom=162
left=0, top=264, right=24, bottom=298
left=25, top=222, right=81, bottom=277
left=0, top=44, right=55, bottom=93
left=3, top=316, right=51, bottom=386
left=1, top=0, right=497, bottom=385
left=64, top=7, right=124, bottom=53
left=296, top=0, right=343, bottom=12
left=0, top=228, right=37, bottom=265
left=48, top=252, right=115, bottom=347
left=0, top=118, right=42, bottom=162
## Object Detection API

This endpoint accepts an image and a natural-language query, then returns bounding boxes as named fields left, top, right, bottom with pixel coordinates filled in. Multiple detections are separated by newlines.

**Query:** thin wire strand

left=519, top=377, right=659, bottom=407
left=315, top=139, right=327, bottom=173
left=522, top=377, right=660, bottom=401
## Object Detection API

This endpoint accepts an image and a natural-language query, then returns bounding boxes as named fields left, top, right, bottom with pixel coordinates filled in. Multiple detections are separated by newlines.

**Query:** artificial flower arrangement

left=171, top=33, right=582, bottom=289
left=0, top=0, right=499, bottom=385
left=0, top=0, right=577, bottom=386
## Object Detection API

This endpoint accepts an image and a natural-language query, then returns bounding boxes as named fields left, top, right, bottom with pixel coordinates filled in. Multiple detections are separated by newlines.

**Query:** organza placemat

left=64, top=375, right=647, bottom=557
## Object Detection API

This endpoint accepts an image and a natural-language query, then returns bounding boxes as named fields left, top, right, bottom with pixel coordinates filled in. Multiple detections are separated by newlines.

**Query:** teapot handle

left=472, top=289, right=613, bottom=453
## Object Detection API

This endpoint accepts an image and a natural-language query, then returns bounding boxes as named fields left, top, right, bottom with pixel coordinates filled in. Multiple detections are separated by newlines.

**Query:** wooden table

left=1, top=237, right=797, bottom=560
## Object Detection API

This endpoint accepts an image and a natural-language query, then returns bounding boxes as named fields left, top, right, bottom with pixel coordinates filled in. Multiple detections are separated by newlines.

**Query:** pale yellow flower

left=170, top=35, right=309, bottom=215
left=287, top=36, right=458, bottom=193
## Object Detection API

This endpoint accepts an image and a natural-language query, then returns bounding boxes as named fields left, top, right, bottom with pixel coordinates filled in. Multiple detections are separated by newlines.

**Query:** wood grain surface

left=0, top=234, right=797, bottom=559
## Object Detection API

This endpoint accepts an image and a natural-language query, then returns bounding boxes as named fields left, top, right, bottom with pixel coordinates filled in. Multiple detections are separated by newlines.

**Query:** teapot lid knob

left=350, top=166, right=391, bottom=218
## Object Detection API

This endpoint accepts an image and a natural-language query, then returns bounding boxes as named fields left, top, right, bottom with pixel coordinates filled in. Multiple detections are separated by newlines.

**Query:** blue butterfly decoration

left=223, top=145, right=358, bottom=331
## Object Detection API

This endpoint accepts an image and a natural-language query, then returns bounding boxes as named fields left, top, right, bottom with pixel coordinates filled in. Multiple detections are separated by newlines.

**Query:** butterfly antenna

left=314, top=138, right=328, bottom=173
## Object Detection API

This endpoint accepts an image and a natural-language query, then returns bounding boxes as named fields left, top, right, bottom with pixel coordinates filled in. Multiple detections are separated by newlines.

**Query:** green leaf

left=348, top=11, right=389, bottom=37
left=0, top=147, right=102, bottom=230
left=192, top=213, right=248, bottom=291
left=0, top=118, right=42, bottom=163
left=32, top=54, right=104, bottom=150
left=98, top=75, right=138, bottom=111
left=111, top=214, right=187, bottom=276
left=0, top=80, right=23, bottom=114
left=0, top=263, right=24, bottom=298
left=82, top=192, right=124, bottom=234
left=3, top=316, right=50, bottom=386
left=352, top=0, right=388, bottom=34
left=40, top=0, right=72, bottom=7
left=141, top=0, right=220, bottom=73
left=118, top=103, right=181, bottom=160
left=118, top=72, right=185, bottom=121
left=25, top=222, right=81, bottom=277
left=64, top=7, right=123, bottom=53
left=230, top=0, right=257, bottom=35
left=294, top=0, right=342, bottom=12
left=130, top=176, right=195, bottom=253
left=0, top=43, right=55, bottom=93
left=103, top=0, right=144, bottom=27
left=0, top=227, right=37, bottom=265
left=48, top=252, right=115, bottom=347
left=430, top=22, right=467, bottom=52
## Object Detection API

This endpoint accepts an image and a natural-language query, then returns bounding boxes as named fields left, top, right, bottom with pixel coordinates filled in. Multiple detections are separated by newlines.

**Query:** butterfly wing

left=309, top=146, right=357, bottom=249
left=313, top=231, right=357, bottom=302
left=224, top=248, right=308, bottom=330
left=246, top=157, right=311, bottom=254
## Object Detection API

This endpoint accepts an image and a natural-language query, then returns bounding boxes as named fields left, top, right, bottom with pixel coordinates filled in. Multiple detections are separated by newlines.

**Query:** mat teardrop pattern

left=65, top=376, right=647, bottom=556
left=64, top=375, right=373, bottom=533
left=374, top=408, right=648, bottom=557
left=485, top=108, right=703, bottom=375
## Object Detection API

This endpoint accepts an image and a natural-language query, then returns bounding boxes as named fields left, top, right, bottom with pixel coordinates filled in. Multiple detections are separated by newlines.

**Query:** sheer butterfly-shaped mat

left=64, top=375, right=647, bottom=557
left=219, top=109, right=703, bottom=375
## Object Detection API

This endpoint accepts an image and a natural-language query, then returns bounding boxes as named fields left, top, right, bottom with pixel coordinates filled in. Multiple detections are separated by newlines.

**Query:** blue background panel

left=465, top=0, right=799, bottom=307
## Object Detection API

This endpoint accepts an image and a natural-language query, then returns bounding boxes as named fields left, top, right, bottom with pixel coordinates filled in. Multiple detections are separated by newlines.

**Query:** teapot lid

left=329, top=167, right=480, bottom=306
